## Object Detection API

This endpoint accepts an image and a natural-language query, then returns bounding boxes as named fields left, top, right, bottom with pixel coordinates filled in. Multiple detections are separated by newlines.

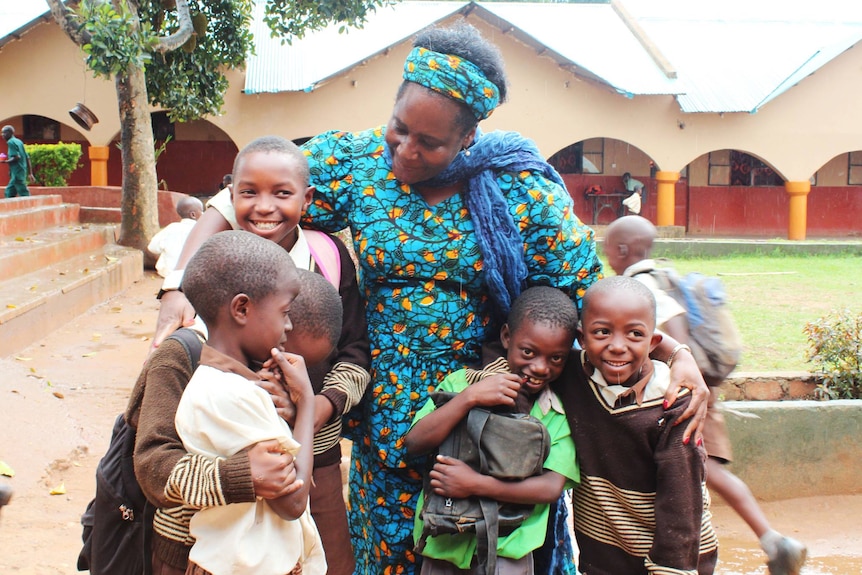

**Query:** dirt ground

left=0, top=271, right=860, bottom=574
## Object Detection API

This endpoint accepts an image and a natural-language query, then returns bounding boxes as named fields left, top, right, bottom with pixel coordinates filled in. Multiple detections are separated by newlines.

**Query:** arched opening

left=548, top=137, right=657, bottom=225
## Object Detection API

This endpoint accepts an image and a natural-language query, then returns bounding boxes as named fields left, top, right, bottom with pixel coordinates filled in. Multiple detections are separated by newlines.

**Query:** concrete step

left=0, top=196, right=80, bottom=236
left=0, top=223, right=118, bottom=279
left=0, top=243, right=143, bottom=358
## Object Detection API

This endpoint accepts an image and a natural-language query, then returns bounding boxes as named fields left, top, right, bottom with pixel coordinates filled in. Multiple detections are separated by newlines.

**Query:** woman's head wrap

left=403, top=47, right=500, bottom=121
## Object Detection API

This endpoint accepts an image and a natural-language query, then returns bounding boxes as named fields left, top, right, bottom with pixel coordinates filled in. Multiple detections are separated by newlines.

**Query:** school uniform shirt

left=175, top=345, right=326, bottom=575
left=410, top=357, right=580, bottom=570
left=623, top=259, right=686, bottom=328
left=553, top=352, right=718, bottom=575
left=148, top=218, right=197, bottom=278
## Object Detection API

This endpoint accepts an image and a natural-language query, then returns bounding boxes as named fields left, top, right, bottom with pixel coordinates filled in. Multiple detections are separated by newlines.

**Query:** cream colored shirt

left=176, top=360, right=326, bottom=575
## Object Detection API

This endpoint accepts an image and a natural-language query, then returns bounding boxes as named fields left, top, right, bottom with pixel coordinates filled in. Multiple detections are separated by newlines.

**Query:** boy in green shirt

left=405, top=286, right=580, bottom=574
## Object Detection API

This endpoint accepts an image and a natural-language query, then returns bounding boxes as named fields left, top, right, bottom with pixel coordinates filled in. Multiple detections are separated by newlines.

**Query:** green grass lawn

left=600, top=253, right=862, bottom=373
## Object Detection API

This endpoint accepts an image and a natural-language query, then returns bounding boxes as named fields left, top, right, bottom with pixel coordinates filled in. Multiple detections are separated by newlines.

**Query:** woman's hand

left=247, top=439, right=301, bottom=500
left=152, top=290, right=196, bottom=350
left=665, top=349, right=708, bottom=446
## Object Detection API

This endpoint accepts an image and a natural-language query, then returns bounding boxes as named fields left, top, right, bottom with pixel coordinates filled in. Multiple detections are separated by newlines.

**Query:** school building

left=2, top=0, right=861, bottom=239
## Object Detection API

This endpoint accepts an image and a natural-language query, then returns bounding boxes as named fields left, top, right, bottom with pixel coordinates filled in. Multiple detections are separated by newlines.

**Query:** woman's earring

left=462, top=147, right=471, bottom=157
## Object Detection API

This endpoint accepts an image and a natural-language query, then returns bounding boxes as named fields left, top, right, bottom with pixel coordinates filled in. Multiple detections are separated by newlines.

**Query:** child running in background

left=175, top=230, right=326, bottom=575
left=405, top=286, right=580, bottom=575
left=556, top=276, right=717, bottom=575
left=147, top=195, right=204, bottom=278
left=602, top=215, right=807, bottom=575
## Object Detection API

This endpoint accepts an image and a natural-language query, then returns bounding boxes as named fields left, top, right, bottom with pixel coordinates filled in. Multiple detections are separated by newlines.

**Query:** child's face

left=501, top=319, right=573, bottom=395
left=232, top=151, right=313, bottom=251
left=281, top=331, right=335, bottom=368
left=578, top=291, right=661, bottom=386
left=242, top=273, right=300, bottom=363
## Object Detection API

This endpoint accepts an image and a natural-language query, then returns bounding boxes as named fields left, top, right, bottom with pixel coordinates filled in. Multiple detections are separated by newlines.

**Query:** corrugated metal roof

left=628, top=0, right=862, bottom=112
left=244, top=1, right=468, bottom=94
left=475, top=2, right=683, bottom=97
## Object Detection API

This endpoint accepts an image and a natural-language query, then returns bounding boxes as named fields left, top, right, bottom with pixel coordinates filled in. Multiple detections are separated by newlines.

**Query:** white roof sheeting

left=631, top=5, right=862, bottom=113
left=475, top=2, right=683, bottom=97
left=244, top=1, right=468, bottom=94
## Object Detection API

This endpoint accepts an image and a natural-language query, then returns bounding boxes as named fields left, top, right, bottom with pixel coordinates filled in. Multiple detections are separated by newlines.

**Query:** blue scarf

left=420, top=129, right=567, bottom=318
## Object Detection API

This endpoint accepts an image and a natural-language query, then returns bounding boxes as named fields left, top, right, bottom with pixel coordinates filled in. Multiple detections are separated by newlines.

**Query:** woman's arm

left=651, top=332, right=708, bottom=446
left=152, top=208, right=232, bottom=347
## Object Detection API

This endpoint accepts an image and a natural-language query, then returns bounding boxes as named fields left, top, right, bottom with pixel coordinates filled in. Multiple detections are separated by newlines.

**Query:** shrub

left=804, top=309, right=862, bottom=399
left=25, top=143, right=83, bottom=187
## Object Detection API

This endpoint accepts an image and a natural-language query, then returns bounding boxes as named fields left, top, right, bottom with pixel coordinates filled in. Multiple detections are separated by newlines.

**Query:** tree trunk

left=115, top=66, right=160, bottom=255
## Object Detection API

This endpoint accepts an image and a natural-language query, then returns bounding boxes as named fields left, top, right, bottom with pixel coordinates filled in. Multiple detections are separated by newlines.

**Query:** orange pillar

left=88, top=145, right=109, bottom=186
left=785, top=180, right=810, bottom=241
left=655, top=170, right=680, bottom=227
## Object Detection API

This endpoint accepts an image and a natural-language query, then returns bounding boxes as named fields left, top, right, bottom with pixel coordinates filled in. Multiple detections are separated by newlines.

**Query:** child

left=405, top=286, right=580, bottom=575
left=147, top=195, right=204, bottom=277
left=137, top=136, right=369, bottom=575
left=557, top=276, right=717, bottom=574
left=602, top=215, right=807, bottom=575
left=175, top=230, right=326, bottom=575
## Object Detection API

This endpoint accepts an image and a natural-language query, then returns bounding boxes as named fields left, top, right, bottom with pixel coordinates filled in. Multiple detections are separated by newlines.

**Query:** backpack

left=77, top=328, right=203, bottom=575
left=305, top=229, right=342, bottom=289
left=415, top=391, right=551, bottom=575
left=649, top=268, right=743, bottom=386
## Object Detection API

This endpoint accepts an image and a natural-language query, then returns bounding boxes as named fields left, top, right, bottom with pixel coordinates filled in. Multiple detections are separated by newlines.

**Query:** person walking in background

left=147, top=196, right=204, bottom=278
left=622, top=171, right=645, bottom=214
left=2, top=125, right=34, bottom=198
left=603, top=215, right=808, bottom=575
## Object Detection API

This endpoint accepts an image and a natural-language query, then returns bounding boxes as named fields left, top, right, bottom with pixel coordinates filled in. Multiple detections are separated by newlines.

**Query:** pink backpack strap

left=304, top=229, right=342, bottom=289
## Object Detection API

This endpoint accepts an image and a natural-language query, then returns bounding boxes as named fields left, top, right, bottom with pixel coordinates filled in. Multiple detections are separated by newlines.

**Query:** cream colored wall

left=5, top=15, right=862, bottom=184
left=0, top=21, right=118, bottom=146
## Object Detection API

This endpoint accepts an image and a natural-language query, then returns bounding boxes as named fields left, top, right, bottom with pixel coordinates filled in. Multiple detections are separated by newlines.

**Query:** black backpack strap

left=476, top=497, right=499, bottom=575
left=166, top=327, right=204, bottom=373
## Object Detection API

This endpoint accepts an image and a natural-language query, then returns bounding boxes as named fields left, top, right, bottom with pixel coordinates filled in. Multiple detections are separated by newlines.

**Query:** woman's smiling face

left=385, top=83, right=475, bottom=186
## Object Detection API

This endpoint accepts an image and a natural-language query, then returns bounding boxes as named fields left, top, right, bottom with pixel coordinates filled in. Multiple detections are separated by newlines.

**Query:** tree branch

left=152, top=0, right=193, bottom=53
left=46, top=0, right=91, bottom=46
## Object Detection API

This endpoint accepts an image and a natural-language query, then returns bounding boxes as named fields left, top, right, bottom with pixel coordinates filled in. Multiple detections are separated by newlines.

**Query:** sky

left=0, top=0, right=49, bottom=38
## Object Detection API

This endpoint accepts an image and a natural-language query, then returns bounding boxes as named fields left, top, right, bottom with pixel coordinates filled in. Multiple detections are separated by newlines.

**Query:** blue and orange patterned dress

left=301, top=126, right=601, bottom=575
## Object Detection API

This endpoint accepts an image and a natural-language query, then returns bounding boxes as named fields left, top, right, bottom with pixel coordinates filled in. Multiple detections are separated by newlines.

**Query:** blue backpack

left=650, top=268, right=743, bottom=385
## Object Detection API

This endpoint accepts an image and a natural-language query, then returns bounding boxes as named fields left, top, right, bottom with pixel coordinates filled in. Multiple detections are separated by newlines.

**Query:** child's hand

left=464, top=373, right=522, bottom=408
left=269, top=349, right=314, bottom=405
left=428, top=455, right=480, bottom=499
left=256, top=366, right=297, bottom=426
left=248, top=439, right=301, bottom=500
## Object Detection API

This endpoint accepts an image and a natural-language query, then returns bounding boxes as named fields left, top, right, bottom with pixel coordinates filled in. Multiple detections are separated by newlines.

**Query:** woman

left=155, top=22, right=707, bottom=575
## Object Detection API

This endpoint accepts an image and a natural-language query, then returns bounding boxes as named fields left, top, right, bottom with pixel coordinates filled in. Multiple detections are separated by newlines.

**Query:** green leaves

left=804, top=309, right=862, bottom=399
left=79, top=0, right=156, bottom=78
left=263, top=0, right=394, bottom=43
left=25, top=143, right=83, bottom=187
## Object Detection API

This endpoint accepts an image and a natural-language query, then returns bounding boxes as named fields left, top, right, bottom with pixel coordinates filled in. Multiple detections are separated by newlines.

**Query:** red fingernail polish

left=697, top=437, right=703, bottom=447
left=663, top=400, right=669, bottom=410
left=683, top=436, right=690, bottom=445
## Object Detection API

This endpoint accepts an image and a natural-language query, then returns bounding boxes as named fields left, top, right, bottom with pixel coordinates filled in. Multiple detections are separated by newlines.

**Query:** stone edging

left=719, top=372, right=819, bottom=401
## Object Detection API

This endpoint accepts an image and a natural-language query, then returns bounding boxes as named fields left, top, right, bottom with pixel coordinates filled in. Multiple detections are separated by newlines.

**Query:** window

left=710, top=150, right=783, bottom=186
left=849, top=151, right=862, bottom=185
left=151, top=111, right=175, bottom=142
left=23, top=115, right=60, bottom=141
left=548, top=139, right=603, bottom=174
